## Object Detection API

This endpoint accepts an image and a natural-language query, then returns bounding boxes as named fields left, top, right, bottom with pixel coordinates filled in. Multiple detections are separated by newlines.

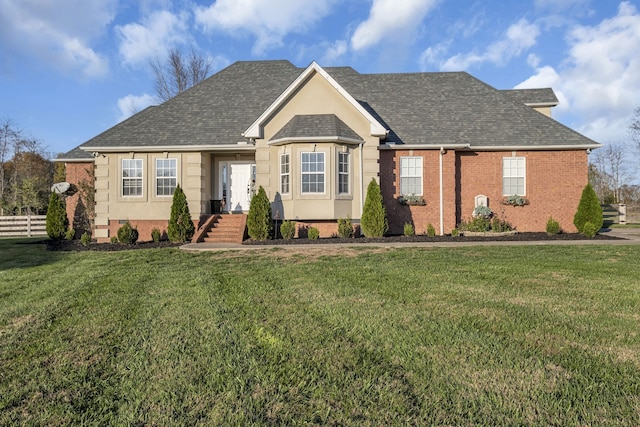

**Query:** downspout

left=439, top=146, right=445, bottom=236
left=360, top=143, right=364, bottom=216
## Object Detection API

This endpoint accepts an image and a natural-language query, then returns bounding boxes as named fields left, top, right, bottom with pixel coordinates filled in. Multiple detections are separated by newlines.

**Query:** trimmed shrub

left=573, top=183, right=603, bottom=234
left=110, top=236, right=118, bottom=244
left=80, top=232, right=91, bottom=246
left=426, top=223, right=436, bottom=237
left=361, top=179, right=388, bottom=237
left=582, top=221, right=599, bottom=238
left=403, top=223, right=415, bottom=236
left=458, top=217, right=490, bottom=232
left=46, top=193, right=69, bottom=240
left=546, top=217, right=561, bottom=235
left=247, top=186, right=272, bottom=241
left=307, top=227, right=320, bottom=240
left=451, top=228, right=460, bottom=237
left=151, top=228, right=161, bottom=242
left=280, top=220, right=296, bottom=240
left=117, top=221, right=139, bottom=245
left=337, top=217, right=354, bottom=238
left=491, top=217, right=513, bottom=232
left=168, top=184, right=195, bottom=242
left=65, top=228, right=76, bottom=241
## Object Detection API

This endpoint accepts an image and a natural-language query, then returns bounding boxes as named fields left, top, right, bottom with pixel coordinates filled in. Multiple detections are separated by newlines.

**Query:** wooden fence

left=0, top=215, right=48, bottom=237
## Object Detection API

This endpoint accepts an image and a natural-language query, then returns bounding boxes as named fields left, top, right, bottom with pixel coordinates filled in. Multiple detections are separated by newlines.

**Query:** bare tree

left=0, top=119, right=22, bottom=215
left=150, top=47, right=213, bottom=102
left=631, top=107, right=640, bottom=149
left=591, top=142, right=632, bottom=203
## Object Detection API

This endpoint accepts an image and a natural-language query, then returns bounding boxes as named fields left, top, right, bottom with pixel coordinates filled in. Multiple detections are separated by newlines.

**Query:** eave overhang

left=242, top=61, right=388, bottom=139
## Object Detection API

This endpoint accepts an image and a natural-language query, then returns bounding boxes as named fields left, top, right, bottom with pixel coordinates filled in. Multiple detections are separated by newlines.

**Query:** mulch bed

left=38, top=231, right=624, bottom=251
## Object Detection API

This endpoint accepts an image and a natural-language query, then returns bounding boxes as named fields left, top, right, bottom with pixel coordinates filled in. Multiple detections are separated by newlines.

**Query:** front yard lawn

left=1, top=239, right=639, bottom=425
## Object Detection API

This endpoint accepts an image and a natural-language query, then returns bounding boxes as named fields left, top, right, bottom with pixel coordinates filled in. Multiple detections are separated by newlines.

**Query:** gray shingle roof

left=502, top=88, right=558, bottom=106
left=61, top=59, right=598, bottom=157
left=271, top=114, right=363, bottom=142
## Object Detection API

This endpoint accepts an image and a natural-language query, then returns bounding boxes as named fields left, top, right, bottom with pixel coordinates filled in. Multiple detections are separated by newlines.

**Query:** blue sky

left=1, top=0, right=639, bottom=158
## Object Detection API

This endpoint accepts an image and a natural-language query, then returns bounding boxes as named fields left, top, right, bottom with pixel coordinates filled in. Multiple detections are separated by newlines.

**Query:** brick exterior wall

left=64, top=162, right=94, bottom=235
left=381, top=149, right=588, bottom=235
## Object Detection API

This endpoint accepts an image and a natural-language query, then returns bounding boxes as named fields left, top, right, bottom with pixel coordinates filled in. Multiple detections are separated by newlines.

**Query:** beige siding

left=254, top=71, right=381, bottom=221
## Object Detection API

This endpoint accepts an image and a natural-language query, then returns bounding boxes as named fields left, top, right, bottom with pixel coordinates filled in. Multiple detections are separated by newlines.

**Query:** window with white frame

left=156, top=158, right=177, bottom=196
left=399, top=156, right=422, bottom=195
left=338, top=151, right=349, bottom=194
left=301, top=152, right=325, bottom=193
left=122, top=159, right=143, bottom=196
left=503, top=157, right=526, bottom=195
left=280, top=153, right=290, bottom=194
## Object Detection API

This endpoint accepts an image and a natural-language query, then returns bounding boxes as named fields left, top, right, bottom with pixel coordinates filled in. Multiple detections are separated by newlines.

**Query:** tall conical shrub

left=573, top=183, right=603, bottom=234
left=247, top=186, right=272, bottom=240
left=46, top=193, right=69, bottom=240
left=168, top=184, right=194, bottom=242
left=361, top=178, right=388, bottom=237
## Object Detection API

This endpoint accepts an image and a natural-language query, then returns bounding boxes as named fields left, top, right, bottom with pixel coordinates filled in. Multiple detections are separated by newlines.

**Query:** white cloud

left=350, top=0, right=440, bottom=51
left=116, top=10, right=189, bottom=66
left=116, top=93, right=156, bottom=123
left=0, top=0, right=114, bottom=78
left=432, top=18, right=540, bottom=71
left=194, top=0, right=337, bottom=55
left=322, top=40, right=348, bottom=64
left=516, top=2, right=640, bottom=143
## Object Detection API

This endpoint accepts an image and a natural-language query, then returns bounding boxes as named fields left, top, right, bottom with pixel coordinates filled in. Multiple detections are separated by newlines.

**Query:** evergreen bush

left=337, top=217, right=354, bottom=238
left=168, top=184, right=195, bottom=242
left=426, top=223, right=436, bottom=237
left=279, top=220, right=296, bottom=240
left=573, top=183, right=603, bottom=234
left=117, top=221, right=139, bottom=244
left=546, top=217, right=561, bottom=235
left=80, top=232, right=91, bottom=246
left=65, top=228, right=75, bottom=240
left=582, top=221, right=599, bottom=238
left=46, top=193, right=69, bottom=240
left=151, top=228, right=161, bottom=242
left=403, top=223, right=415, bottom=236
left=361, top=179, right=388, bottom=237
left=246, top=186, right=272, bottom=240
left=307, top=226, right=320, bottom=240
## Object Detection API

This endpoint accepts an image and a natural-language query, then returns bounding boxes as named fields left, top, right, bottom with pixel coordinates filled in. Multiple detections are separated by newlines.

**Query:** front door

left=227, top=162, right=254, bottom=212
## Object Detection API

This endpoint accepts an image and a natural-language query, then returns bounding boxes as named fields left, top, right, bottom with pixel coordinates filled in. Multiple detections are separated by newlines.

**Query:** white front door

left=227, top=162, right=254, bottom=212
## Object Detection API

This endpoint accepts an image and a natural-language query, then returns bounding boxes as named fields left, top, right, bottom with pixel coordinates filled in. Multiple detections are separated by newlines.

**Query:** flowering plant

left=398, top=194, right=426, bottom=206
left=501, top=194, right=529, bottom=206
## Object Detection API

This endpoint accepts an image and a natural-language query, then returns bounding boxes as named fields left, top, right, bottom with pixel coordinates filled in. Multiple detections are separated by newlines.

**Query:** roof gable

left=270, top=114, right=364, bottom=145
left=243, top=62, right=387, bottom=139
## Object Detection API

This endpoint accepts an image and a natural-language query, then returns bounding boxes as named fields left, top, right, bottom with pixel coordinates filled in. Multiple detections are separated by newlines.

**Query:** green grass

left=1, top=239, right=640, bottom=425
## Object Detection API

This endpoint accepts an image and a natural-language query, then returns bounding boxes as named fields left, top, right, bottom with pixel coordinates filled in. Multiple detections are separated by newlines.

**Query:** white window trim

left=280, top=153, right=290, bottom=195
left=337, top=151, right=350, bottom=195
left=502, top=156, right=526, bottom=196
left=399, top=156, right=423, bottom=196
left=122, top=158, right=143, bottom=197
left=300, top=151, right=326, bottom=194
left=155, top=158, right=177, bottom=197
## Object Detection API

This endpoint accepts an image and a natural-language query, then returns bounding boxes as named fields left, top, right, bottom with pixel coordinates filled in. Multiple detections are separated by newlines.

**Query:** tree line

left=0, top=118, right=58, bottom=216
left=589, top=108, right=640, bottom=205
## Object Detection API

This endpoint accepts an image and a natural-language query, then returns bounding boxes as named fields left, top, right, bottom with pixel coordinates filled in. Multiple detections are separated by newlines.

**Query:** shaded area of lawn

left=1, top=239, right=639, bottom=425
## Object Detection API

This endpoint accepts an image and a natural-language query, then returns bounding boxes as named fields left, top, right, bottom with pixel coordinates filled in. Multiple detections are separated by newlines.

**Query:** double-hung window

left=502, top=157, right=526, bottom=195
left=156, top=158, right=177, bottom=196
left=338, top=152, right=349, bottom=194
left=122, top=159, right=143, bottom=196
left=301, top=152, right=325, bottom=193
left=399, top=156, right=422, bottom=195
left=280, top=154, right=290, bottom=194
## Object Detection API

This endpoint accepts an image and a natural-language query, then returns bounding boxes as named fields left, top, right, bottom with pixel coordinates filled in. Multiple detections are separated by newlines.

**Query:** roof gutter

left=379, top=143, right=601, bottom=151
left=79, top=144, right=257, bottom=153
